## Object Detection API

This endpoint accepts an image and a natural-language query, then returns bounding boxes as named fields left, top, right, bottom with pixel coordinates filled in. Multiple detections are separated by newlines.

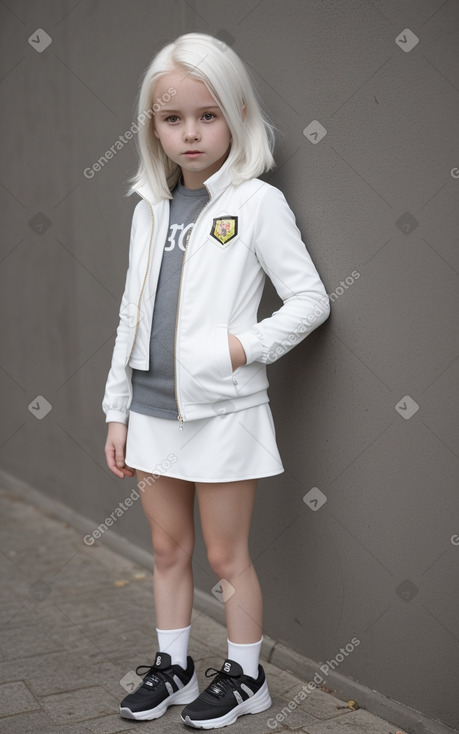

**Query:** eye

left=165, top=115, right=179, bottom=123
left=202, top=112, right=216, bottom=121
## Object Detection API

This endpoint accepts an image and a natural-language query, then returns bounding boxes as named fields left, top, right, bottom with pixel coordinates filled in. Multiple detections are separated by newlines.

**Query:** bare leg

left=137, top=471, right=195, bottom=629
left=195, top=479, right=262, bottom=643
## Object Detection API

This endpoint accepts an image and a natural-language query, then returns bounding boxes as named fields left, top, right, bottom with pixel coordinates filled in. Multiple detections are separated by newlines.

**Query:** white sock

left=156, top=625, right=191, bottom=669
left=227, top=637, right=263, bottom=679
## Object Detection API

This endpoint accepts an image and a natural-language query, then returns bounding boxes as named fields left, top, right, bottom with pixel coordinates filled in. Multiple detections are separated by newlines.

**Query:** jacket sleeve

left=101, top=204, right=140, bottom=424
left=235, top=185, right=330, bottom=365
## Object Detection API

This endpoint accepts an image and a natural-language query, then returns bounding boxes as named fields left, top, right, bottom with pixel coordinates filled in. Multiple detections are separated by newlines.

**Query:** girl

left=103, top=32, right=330, bottom=729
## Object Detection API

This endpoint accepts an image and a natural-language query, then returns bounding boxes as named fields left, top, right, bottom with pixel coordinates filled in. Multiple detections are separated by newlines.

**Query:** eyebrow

left=159, top=105, right=221, bottom=113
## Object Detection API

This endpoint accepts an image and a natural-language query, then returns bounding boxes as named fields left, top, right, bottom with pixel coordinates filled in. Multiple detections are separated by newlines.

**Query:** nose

left=183, top=118, right=200, bottom=143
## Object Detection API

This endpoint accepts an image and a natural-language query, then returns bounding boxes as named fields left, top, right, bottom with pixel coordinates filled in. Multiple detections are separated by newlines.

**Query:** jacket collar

left=134, top=158, right=233, bottom=206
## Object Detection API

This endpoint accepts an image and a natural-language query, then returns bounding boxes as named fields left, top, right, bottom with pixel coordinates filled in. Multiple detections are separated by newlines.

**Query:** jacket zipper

left=128, top=192, right=155, bottom=363
left=174, top=183, right=212, bottom=429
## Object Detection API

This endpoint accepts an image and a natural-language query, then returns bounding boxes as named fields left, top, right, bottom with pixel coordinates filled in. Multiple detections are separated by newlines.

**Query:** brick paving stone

left=73, top=615, right=157, bottom=657
left=187, top=607, right=229, bottom=653
left=267, top=695, right=320, bottom=729
left=38, top=686, right=119, bottom=724
left=300, top=707, right=401, bottom=733
left=52, top=584, right=154, bottom=625
left=281, top=680, right=356, bottom=721
left=3, top=599, right=77, bottom=630
left=264, top=659, right=312, bottom=698
left=0, top=650, right=118, bottom=697
left=0, top=710, right=92, bottom=734
left=0, top=623, right=65, bottom=660
left=83, top=713, right=134, bottom=733
left=0, top=680, right=39, bottom=717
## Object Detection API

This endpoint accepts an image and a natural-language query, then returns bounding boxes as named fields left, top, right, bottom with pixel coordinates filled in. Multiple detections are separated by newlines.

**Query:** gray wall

left=1, top=0, right=458, bottom=729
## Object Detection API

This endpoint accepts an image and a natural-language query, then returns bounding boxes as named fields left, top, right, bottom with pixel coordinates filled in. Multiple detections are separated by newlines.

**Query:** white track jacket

left=102, top=162, right=330, bottom=427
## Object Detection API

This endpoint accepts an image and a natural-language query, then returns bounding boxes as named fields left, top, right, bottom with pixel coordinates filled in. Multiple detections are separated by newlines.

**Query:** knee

left=206, top=545, right=248, bottom=580
left=152, top=534, right=194, bottom=572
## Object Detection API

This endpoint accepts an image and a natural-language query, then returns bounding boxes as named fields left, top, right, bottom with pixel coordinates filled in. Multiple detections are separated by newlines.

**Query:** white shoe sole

left=120, top=670, right=200, bottom=721
left=181, top=679, right=272, bottom=729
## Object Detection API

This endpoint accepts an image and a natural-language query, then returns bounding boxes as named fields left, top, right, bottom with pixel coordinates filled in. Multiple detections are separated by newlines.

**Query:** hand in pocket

left=227, top=333, right=247, bottom=371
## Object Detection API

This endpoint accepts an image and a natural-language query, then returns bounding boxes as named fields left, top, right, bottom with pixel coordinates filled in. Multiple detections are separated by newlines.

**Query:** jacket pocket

left=180, top=323, right=238, bottom=405
left=215, top=323, right=234, bottom=379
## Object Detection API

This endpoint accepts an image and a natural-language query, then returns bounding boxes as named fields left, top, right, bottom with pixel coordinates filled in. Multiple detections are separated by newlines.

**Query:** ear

left=241, top=103, right=247, bottom=122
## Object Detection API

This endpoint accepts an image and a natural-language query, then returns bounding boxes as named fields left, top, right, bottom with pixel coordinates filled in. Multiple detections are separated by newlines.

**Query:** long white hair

left=127, top=33, right=276, bottom=200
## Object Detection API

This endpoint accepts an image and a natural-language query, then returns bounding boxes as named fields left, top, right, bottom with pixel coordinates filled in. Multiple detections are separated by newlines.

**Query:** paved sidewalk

left=0, top=484, right=406, bottom=734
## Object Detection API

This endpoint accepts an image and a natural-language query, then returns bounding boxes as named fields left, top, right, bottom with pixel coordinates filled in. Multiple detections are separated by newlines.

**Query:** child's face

left=152, top=69, right=232, bottom=189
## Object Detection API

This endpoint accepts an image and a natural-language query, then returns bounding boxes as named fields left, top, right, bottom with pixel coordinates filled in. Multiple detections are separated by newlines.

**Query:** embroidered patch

left=210, top=217, right=238, bottom=246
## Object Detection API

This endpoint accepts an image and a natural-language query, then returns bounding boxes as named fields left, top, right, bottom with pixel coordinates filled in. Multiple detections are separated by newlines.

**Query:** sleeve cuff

left=104, top=410, right=129, bottom=425
left=235, top=329, right=264, bottom=365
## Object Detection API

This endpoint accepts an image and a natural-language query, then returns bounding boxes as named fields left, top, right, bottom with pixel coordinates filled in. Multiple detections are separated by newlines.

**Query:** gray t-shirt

left=130, top=180, right=209, bottom=418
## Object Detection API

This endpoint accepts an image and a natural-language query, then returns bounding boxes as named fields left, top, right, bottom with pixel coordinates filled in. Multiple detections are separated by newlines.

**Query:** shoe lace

left=204, top=667, right=238, bottom=698
left=135, top=663, right=171, bottom=688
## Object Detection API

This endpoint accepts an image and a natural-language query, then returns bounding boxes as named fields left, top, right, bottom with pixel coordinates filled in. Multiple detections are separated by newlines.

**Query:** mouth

left=183, top=151, right=203, bottom=157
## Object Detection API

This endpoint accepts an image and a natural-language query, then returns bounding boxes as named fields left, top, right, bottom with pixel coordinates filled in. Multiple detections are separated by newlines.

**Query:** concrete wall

left=1, top=1, right=458, bottom=729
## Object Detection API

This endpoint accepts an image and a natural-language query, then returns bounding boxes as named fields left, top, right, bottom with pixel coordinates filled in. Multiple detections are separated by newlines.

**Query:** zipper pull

left=177, top=414, right=184, bottom=431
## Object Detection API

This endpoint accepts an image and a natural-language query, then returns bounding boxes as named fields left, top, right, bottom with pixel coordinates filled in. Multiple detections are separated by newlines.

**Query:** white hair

left=127, top=33, right=276, bottom=200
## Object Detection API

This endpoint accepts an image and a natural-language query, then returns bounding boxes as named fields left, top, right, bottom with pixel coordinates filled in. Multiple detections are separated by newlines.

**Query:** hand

left=104, top=422, right=136, bottom=479
left=228, top=333, right=247, bottom=371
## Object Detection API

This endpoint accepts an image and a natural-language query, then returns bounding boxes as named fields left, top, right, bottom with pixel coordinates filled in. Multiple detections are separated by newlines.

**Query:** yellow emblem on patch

left=210, top=216, right=238, bottom=246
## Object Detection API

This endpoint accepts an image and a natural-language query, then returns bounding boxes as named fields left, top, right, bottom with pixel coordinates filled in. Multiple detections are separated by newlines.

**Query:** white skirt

left=125, top=403, right=284, bottom=483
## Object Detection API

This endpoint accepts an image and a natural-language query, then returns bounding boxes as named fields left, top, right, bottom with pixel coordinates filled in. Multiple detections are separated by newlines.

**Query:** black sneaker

left=120, top=651, right=199, bottom=721
left=181, top=658, right=271, bottom=729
